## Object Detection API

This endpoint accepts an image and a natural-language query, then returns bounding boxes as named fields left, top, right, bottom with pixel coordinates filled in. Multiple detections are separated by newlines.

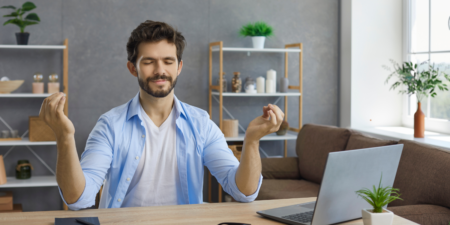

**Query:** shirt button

left=127, top=178, right=130, bottom=181
left=118, top=198, right=121, bottom=202
left=135, top=156, right=139, bottom=160
left=142, top=135, right=145, bottom=138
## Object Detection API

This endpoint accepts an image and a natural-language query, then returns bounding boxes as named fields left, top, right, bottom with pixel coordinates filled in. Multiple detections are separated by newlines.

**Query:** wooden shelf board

left=0, top=138, right=56, bottom=146
left=211, top=47, right=301, bottom=53
left=0, top=45, right=65, bottom=49
left=0, top=93, right=51, bottom=98
left=0, top=176, right=57, bottom=188
left=211, top=91, right=301, bottom=97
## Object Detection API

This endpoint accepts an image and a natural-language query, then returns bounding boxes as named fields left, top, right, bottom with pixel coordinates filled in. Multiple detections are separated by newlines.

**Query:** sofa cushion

left=261, top=157, right=300, bottom=179
left=256, top=179, right=320, bottom=200
left=345, top=132, right=397, bottom=150
left=388, top=204, right=450, bottom=225
left=389, top=140, right=450, bottom=209
left=296, top=124, right=351, bottom=184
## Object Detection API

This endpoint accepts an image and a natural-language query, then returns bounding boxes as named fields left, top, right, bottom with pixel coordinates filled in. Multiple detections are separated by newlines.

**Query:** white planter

left=251, top=36, right=266, bottom=49
left=361, top=208, right=394, bottom=225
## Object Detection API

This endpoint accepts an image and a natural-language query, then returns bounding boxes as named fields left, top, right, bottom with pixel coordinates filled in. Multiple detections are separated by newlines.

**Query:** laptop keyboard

left=281, top=211, right=314, bottom=223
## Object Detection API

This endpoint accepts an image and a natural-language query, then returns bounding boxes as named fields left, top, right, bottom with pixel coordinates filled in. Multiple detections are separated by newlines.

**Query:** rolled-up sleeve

left=58, top=115, right=113, bottom=210
left=202, top=119, right=262, bottom=202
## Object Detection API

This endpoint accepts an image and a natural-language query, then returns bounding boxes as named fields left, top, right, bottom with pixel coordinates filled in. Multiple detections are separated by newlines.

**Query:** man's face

left=131, top=39, right=182, bottom=98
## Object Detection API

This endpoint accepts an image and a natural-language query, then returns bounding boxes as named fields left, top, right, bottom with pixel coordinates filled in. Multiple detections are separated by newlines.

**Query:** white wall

left=340, top=0, right=404, bottom=128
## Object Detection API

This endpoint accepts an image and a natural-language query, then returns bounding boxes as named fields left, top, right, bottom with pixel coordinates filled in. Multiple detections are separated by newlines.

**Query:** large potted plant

left=384, top=60, right=450, bottom=138
left=355, top=175, right=402, bottom=225
left=1, top=1, right=40, bottom=45
left=239, top=21, right=273, bottom=49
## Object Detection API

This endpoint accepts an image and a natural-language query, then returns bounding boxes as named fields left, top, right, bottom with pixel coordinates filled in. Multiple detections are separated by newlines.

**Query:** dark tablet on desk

left=55, top=217, right=100, bottom=225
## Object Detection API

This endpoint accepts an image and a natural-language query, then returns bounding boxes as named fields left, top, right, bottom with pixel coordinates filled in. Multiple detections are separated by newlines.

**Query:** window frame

left=402, top=0, right=450, bottom=134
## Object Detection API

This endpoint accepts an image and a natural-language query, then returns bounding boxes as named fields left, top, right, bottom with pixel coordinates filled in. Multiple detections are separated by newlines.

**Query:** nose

left=154, top=60, right=166, bottom=76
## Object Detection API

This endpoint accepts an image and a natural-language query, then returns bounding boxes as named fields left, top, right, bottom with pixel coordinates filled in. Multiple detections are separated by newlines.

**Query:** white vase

left=252, top=36, right=266, bottom=49
left=361, top=208, right=394, bottom=225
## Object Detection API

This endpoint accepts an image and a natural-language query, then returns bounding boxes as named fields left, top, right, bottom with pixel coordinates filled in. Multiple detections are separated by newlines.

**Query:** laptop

left=257, top=144, right=404, bottom=225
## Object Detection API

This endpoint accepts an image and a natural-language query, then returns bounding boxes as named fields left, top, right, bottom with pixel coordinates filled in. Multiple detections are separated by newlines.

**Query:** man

left=40, top=20, right=284, bottom=210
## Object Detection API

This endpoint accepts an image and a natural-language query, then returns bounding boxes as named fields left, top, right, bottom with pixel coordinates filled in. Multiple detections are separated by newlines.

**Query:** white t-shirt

left=122, top=104, right=180, bottom=207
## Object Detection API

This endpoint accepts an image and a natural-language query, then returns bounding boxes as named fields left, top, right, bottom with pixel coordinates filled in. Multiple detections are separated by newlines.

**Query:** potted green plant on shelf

left=1, top=1, right=40, bottom=45
left=384, top=60, right=450, bottom=138
left=239, top=21, right=273, bottom=49
left=355, top=175, right=402, bottom=225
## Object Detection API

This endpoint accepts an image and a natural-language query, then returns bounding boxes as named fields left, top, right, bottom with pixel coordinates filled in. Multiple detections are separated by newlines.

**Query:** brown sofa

left=257, top=124, right=450, bottom=225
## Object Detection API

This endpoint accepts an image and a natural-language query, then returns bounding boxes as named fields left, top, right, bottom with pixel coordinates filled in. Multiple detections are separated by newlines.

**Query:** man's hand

left=39, top=92, right=75, bottom=139
left=245, top=104, right=285, bottom=142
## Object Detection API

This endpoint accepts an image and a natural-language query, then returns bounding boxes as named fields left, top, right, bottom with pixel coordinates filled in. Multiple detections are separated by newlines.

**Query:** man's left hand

left=245, top=104, right=285, bottom=142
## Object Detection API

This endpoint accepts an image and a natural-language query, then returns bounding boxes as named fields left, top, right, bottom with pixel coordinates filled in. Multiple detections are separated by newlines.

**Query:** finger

left=269, top=110, right=277, bottom=126
left=262, top=106, right=270, bottom=119
left=56, top=95, right=66, bottom=117
left=269, top=104, right=284, bottom=123
left=39, top=98, right=47, bottom=119
left=48, top=93, right=64, bottom=116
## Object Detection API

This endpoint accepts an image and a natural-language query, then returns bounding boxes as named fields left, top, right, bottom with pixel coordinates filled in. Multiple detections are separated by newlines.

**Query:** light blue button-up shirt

left=59, top=92, right=262, bottom=210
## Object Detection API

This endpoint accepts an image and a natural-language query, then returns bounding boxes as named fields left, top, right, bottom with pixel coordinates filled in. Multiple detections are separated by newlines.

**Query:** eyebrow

left=141, top=56, right=176, bottom=61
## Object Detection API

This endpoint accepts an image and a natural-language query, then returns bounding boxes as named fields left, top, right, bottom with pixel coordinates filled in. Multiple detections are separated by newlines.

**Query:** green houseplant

left=239, top=21, right=273, bottom=49
left=1, top=1, right=40, bottom=45
left=355, top=175, right=402, bottom=225
left=384, top=60, right=450, bottom=138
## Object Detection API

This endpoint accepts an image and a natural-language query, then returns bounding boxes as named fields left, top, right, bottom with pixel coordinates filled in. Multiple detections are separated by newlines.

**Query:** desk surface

left=0, top=198, right=418, bottom=225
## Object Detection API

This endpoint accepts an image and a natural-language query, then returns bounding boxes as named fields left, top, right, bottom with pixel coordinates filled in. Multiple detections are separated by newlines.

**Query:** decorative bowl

left=0, top=80, right=24, bottom=94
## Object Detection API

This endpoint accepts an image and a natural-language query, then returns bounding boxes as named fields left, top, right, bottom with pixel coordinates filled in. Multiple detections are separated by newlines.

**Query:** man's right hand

left=39, top=92, right=75, bottom=139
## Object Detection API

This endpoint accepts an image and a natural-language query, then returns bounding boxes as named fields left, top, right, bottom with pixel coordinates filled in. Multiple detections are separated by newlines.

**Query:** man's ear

left=177, top=60, right=183, bottom=75
left=127, top=61, right=138, bottom=78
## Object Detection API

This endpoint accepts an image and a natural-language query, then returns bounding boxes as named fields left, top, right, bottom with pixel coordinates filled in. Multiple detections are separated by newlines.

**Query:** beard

left=137, top=73, right=178, bottom=98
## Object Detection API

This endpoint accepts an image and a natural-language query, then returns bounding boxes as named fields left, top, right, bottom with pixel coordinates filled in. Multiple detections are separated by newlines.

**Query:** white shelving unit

left=0, top=138, right=56, bottom=146
left=211, top=46, right=301, bottom=53
left=208, top=41, right=304, bottom=203
left=211, top=91, right=301, bottom=97
left=0, top=44, right=66, bottom=49
left=0, top=176, right=57, bottom=188
left=0, top=93, right=51, bottom=98
left=0, top=41, right=68, bottom=209
left=225, top=131, right=298, bottom=142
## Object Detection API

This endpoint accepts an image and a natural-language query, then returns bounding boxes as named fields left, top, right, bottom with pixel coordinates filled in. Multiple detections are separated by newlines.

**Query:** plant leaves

left=22, top=20, right=38, bottom=26
left=3, top=11, right=18, bottom=17
left=1, top=5, right=16, bottom=9
left=21, top=1, right=36, bottom=12
left=3, top=18, right=23, bottom=28
left=24, top=13, right=40, bottom=21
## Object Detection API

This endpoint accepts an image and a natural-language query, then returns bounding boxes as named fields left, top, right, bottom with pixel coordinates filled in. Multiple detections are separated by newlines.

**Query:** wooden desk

left=0, top=198, right=418, bottom=225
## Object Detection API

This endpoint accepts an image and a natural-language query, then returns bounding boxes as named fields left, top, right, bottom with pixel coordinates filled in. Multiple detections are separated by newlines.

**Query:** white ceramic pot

left=361, top=208, right=394, bottom=225
left=251, top=36, right=266, bottom=49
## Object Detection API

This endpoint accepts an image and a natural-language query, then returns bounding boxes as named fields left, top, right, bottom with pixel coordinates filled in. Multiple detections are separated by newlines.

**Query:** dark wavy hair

left=126, top=20, right=186, bottom=66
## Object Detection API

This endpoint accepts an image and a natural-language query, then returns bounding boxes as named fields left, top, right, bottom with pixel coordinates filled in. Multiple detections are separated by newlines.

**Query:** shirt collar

left=127, top=92, right=186, bottom=121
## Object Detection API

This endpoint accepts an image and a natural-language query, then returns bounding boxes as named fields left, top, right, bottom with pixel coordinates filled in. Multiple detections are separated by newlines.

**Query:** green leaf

left=24, top=13, right=40, bottom=21
left=23, top=20, right=38, bottom=26
left=21, top=2, right=36, bottom=12
left=3, top=18, right=21, bottom=26
left=3, top=12, right=18, bottom=17
left=1, top=5, right=16, bottom=9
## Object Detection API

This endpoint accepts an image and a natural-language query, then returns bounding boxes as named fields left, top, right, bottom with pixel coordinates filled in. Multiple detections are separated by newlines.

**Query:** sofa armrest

left=261, top=157, right=300, bottom=179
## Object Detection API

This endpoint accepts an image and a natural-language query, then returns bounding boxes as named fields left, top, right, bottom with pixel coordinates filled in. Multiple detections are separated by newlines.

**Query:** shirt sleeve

left=202, top=118, right=263, bottom=203
left=58, top=114, right=113, bottom=210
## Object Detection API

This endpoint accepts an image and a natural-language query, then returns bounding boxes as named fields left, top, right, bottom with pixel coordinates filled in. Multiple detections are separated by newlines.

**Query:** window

left=405, top=0, right=450, bottom=133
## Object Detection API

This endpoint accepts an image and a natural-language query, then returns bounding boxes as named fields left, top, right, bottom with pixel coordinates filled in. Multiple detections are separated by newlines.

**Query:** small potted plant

left=355, top=175, right=402, bottom=225
left=239, top=21, right=273, bottom=49
left=1, top=1, right=40, bottom=45
left=384, top=60, right=450, bottom=138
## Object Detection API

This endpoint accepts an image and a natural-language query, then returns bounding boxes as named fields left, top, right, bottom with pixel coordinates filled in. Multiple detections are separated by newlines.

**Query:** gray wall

left=0, top=0, right=339, bottom=211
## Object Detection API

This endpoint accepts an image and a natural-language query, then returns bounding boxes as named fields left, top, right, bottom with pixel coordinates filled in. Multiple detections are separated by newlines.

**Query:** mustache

left=147, top=74, right=172, bottom=82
